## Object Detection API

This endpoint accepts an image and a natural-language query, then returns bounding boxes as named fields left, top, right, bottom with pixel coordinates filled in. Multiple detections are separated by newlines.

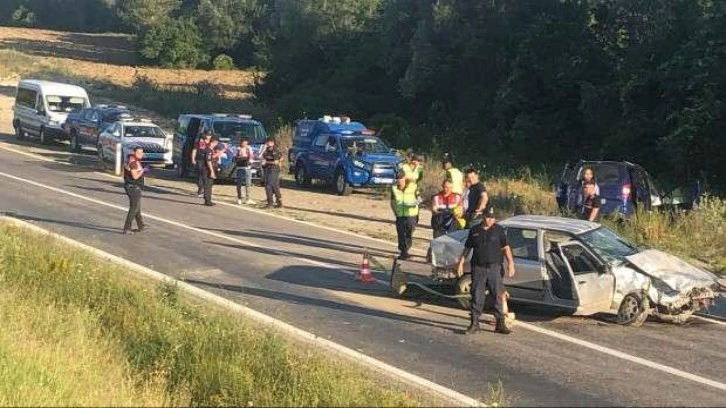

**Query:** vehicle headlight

left=353, top=160, right=368, bottom=169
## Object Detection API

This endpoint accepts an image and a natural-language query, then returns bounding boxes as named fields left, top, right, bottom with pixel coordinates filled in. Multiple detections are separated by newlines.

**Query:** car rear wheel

left=617, top=292, right=650, bottom=327
left=456, top=274, right=472, bottom=310
left=295, top=164, right=311, bottom=187
left=334, top=171, right=353, bottom=196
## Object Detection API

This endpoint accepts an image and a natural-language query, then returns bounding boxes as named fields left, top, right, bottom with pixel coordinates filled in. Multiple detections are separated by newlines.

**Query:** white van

left=12, top=79, right=91, bottom=145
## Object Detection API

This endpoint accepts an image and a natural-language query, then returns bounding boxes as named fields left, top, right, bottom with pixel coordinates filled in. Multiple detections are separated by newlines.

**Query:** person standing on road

left=464, top=168, right=488, bottom=228
left=191, top=131, right=212, bottom=197
left=235, top=137, right=255, bottom=205
left=201, top=138, right=218, bottom=206
left=581, top=180, right=602, bottom=222
left=261, top=137, right=283, bottom=208
left=456, top=205, right=515, bottom=335
left=122, top=146, right=147, bottom=235
left=442, top=156, right=464, bottom=195
left=391, top=171, right=419, bottom=260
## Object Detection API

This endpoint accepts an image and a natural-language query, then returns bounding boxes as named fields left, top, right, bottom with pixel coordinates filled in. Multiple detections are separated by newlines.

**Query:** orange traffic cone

left=358, top=250, right=375, bottom=283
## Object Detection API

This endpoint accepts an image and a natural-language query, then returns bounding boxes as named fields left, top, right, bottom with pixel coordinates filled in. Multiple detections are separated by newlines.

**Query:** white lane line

left=0, top=216, right=482, bottom=408
left=3, top=169, right=726, bottom=395
left=0, top=142, right=422, bottom=254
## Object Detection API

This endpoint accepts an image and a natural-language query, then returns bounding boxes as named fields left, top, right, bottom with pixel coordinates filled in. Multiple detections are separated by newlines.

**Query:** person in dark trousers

left=464, top=168, right=488, bottom=228
left=201, top=138, right=218, bottom=206
left=261, top=137, right=283, bottom=208
left=391, top=171, right=419, bottom=260
left=235, top=136, right=255, bottom=205
left=122, top=146, right=147, bottom=235
left=456, top=205, right=515, bottom=335
left=581, top=180, right=602, bottom=221
left=191, top=131, right=212, bottom=197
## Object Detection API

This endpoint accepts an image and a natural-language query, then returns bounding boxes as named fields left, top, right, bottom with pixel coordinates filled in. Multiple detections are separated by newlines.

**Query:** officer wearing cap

left=456, top=205, right=515, bottom=335
left=191, top=131, right=212, bottom=197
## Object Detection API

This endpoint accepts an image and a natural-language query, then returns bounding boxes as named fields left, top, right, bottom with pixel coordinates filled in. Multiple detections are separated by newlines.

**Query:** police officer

left=191, top=131, right=212, bottom=197
left=456, top=205, right=515, bottom=335
left=122, top=146, right=147, bottom=235
left=261, top=137, right=283, bottom=208
left=391, top=171, right=419, bottom=260
left=201, top=138, right=218, bottom=206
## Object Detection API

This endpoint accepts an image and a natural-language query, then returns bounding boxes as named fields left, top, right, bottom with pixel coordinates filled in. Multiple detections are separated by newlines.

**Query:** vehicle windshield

left=578, top=227, right=640, bottom=264
left=578, top=163, right=621, bottom=185
left=46, top=95, right=87, bottom=113
left=213, top=121, right=267, bottom=144
left=124, top=125, right=165, bottom=138
left=343, top=137, right=389, bottom=154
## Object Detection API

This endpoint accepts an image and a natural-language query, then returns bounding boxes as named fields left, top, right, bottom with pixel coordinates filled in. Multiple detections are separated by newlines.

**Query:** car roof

left=181, top=113, right=262, bottom=125
left=120, top=121, right=159, bottom=127
left=19, top=79, right=89, bottom=97
left=577, top=160, right=642, bottom=169
left=499, top=215, right=600, bottom=235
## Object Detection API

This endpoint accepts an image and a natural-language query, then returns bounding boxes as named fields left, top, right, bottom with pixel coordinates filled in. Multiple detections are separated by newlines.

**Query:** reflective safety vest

left=400, top=163, right=423, bottom=190
left=446, top=167, right=464, bottom=195
left=391, top=183, right=420, bottom=217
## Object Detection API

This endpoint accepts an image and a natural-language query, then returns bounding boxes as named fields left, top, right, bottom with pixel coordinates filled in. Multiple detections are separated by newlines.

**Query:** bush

left=212, top=54, right=235, bottom=70
left=139, top=17, right=208, bottom=68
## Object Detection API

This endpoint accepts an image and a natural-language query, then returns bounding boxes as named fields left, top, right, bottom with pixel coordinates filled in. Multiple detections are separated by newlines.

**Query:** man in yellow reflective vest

left=391, top=171, right=420, bottom=260
left=442, top=156, right=464, bottom=195
left=399, top=153, right=424, bottom=191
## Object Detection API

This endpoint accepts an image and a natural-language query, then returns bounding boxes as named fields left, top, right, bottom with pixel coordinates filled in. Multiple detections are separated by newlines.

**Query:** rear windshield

left=46, top=95, right=87, bottom=113
left=342, top=137, right=390, bottom=154
left=213, top=121, right=267, bottom=144
left=124, top=125, right=165, bottom=138
left=578, top=163, right=621, bottom=185
left=101, top=111, right=129, bottom=122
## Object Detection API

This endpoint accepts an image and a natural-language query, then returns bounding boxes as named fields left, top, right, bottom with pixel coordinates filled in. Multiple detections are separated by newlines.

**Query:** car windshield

left=46, top=95, right=86, bottom=113
left=578, top=163, right=621, bottom=185
left=578, top=227, right=640, bottom=264
left=343, top=137, right=389, bottom=154
left=213, top=121, right=267, bottom=143
left=124, top=125, right=165, bottom=138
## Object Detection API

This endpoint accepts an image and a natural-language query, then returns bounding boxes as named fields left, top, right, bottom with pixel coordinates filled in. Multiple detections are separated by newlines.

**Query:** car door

left=81, top=109, right=99, bottom=145
left=503, top=227, right=545, bottom=301
left=322, top=136, right=340, bottom=175
left=557, top=242, right=614, bottom=314
left=309, top=134, right=330, bottom=178
left=101, top=122, right=121, bottom=159
left=173, top=115, right=190, bottom=165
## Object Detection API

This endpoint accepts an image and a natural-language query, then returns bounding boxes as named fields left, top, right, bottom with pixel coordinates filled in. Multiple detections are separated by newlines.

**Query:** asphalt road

left=1, top=139, right=725, bottom=406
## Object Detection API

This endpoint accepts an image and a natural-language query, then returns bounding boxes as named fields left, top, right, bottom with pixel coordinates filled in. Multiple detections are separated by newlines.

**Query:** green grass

left=0, top=222, right=421, bottom=406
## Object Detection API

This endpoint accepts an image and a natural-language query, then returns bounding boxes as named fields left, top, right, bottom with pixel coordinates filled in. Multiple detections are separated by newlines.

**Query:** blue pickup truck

left=288, top=116, right=401, bottom=195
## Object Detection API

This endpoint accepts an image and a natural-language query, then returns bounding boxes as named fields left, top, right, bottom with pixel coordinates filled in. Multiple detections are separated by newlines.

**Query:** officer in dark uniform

left=191, top=131, right=212, bottom=197
left=456, top=205, right=515, bottom=335
left=122, top=146, right=147, bottom=235
left=261, top=137, right=283, bottom=208
left=201, top=138, right=218, bottom=206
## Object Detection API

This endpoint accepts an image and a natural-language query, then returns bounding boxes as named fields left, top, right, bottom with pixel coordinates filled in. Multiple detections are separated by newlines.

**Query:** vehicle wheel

left=295, top=164, right=311, bottom=187
left=617, top=292, right=650, bottom=327
left=334, top=171, right=353, bottom=196
left=14, top=122, right=24, bottom=139
left=69, top=131, right=80, bottom=153
left=456, top=273, right=472, bottom=310
left=39, top=127, right=48, bottom=145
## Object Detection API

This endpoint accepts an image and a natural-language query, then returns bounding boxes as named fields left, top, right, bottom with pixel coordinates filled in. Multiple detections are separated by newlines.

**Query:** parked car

left=12, top=79, right=91, bottom=145
left=63, top=104, right=131, bottom=153
left=556, top=160, right=663, bottom=217
left=173, top=113, right=268, bottom=181
left=426, top=215, right=724, bottom=326
left=289, top=115, right=401, bottom=195
left=97, top=117, right=173, bottom=167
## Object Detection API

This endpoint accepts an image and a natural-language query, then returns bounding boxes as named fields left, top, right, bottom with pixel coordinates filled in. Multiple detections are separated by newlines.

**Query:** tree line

left=3, top=0, right=725, bottom=192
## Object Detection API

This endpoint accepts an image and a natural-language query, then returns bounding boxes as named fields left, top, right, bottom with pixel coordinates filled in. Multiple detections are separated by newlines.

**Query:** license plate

left=372, top=177, right=394, bottom=184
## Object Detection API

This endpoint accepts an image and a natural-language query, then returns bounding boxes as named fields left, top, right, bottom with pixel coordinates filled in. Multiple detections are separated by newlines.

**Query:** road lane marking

left=3, top=170, right=726, bottom=394
left=0, top=142, right=423, bottom=254
left=0, top=216, right=483, bottom=407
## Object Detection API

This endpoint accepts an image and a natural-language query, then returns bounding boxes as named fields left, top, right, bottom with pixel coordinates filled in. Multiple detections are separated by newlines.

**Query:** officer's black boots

left=464, top=314, right=480, bottom=334
left=495, top=318, right=511, bottom=335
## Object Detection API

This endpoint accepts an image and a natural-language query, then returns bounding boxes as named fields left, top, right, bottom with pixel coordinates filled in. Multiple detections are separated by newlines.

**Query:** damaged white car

left=428, top=215, right=725, bottom=326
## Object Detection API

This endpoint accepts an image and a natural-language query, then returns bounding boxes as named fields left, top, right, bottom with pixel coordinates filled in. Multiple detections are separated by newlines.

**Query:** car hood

left=625, top=249, right=719, bottom=291
left=122, top=137, right=166, bottom=147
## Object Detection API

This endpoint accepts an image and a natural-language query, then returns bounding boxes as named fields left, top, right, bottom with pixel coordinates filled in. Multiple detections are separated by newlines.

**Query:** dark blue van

left=288, top=116, right=401, bottom=195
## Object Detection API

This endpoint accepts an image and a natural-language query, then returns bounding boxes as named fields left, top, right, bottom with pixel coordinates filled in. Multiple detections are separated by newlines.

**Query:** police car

left=97, top=117, right=174, bottom=167
left=173, top=113, right=268, bottom=181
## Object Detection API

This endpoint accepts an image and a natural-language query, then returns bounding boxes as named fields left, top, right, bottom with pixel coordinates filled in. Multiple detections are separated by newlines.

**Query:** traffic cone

left=358, top=250, right=375, bottom=283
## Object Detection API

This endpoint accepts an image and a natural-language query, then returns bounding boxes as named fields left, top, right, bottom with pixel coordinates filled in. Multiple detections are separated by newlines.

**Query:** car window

left=15, top=87, right=37, bottom=108
left=212, top=120, right=267, bottom=143
left=83, top=109, right=94, bottom=120
left=505, top=227, right=539, bottom=260
left=341, top=136, right=390, bottom=154
left=124, top=125, right=164, bottom=138
left=107, top=123, right=120, bottom=136
left=578, top=163, right=621, bottom=185
left=578, top=227, right=638, bottom=264
left=313, top=134, right=329, bottom=147
left=561, top=244, right=600, bottom=275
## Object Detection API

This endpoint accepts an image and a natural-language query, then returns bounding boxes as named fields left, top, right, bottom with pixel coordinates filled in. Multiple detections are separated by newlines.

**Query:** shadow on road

left=7, top=213, right=121, bottom=234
